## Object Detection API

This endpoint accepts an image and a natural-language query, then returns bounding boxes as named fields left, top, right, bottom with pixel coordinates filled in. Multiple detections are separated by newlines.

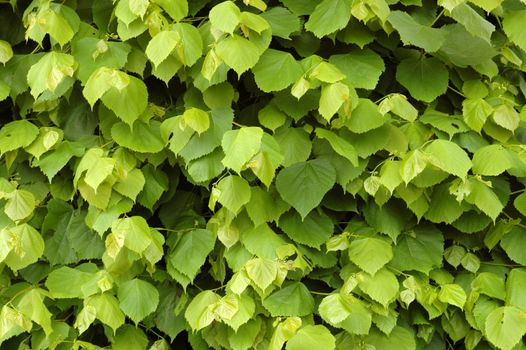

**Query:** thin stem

left=431, top=8, right=445, bottom=27
left=310, top=291, right=332, bottom=296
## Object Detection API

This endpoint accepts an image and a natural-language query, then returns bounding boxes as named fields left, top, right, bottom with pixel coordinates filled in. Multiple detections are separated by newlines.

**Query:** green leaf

left=501, top=226, right=526, bottom=265
left=473, top=272, right=505, bottom=300
left=319, top=294, right=352, bottom=324
left=221, top=127, right=263, bottom=173
left=216, top=175, right=251, bottom=214
left=388, top=11, right=446, bottom=52
left=315, top=128, right=358, bottom=166
left=0, top=120, right=39, bottom=155
left=216, top=35, right=261, bottom=75
left=424, top=140, right=471, bottom=178
left=276, top=159, right=336, bottom=219
left=278, top=210, right=333, bottom=248
left=118, top=279, right=159, bottom=324
left=345, top=98, right=386, bottom=134
left=168, top=229, right=215, bottom=280
left=462, top=98, right=493, bottom=133
left=182, top=108, right=210, bottom=135
left=464, top=178, right=503, bottom=222
left=1, top=224, right=45, bottom=271
left=45, top=266, right=93, bottom=298
left=359, top=268, right=399, bottom=306
left=439, top=24, right=497, bottom=67
left=447, top=3, right=494, bottom=43
left=111, top=216, right=152, bottom=255
left=248, top=133, right=284, bottom=188
left=348, top=237, right=393, bottom=275
left=305, top=0, right=351, bottom=38
left=260, top=7, right=301, bottom=39
left=400, top=150, right=428, bottom=184
left=330, top=50, right=385, bottom=90
left=472, top=145, right=513, bottom=176
left=262, top=282, right=314, bottom=317
left=4, top=189, right=36, bottom=222
left=485, top=306, right=526, bottom=350
left=111, top=121, right=165, bottom=153
left=185, top=290, right=221, bottom=331
left=245, top=257, right=278, bottom=290
left=503, top=11, right=526, bottom=52
left=252, top=49, right=303, bottom=92
left=319, top=82, right=349, bottom=122
left=171, top=23, right=203, bottom=66
left=378, top=94, right=418, bottom=122
left=438, top=284, right=467, bottom=309
left=286, top=325, right=335, bottom=350
left=391, top=226, right=444, bottom=274
left=506, top=268, right=526, bottom=310
left=112, top=325, right=149, bottom=350
left=365, top=326, right=416, bottom=350
left=274, top=128, right=312, bottom=167
left=27, top=52, right=76, bottom=99
left=86, top=293, right=125, bottom=333
left=15, top=289, right=52, bottom=336
left=145, top=30, right=180, bottom=68
left=396, top=57, right=449, bottom=102
left=152, top=0, right=188, bottom=21
left=209, top=1, right=241, bottom=34
left=0, top=40, right=13, bottom=64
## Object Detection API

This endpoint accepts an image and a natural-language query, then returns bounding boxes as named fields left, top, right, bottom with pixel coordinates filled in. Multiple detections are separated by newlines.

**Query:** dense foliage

left=1, top=0, right=526, bottom=348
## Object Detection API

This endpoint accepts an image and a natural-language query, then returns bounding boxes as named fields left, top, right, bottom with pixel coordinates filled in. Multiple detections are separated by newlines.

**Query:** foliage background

left=1, top=0, right=526, bottom=348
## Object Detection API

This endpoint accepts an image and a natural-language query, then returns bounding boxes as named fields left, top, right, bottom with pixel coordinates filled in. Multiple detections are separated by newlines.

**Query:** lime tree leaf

left=209, top=1, right=241, bottom=34
left=388, top=11, right=446, bottom=52
left=329, top=49, right=385, bottom=90
left=145, top=30, right=180, bottom=67
left=506, top=268, right=526, bottom=310
left=465, top=178, right=504, bottom=222
left=26, top=52, right=76, bottom=98
left=503, top=11, right=526, bottom=52
left=400, top=150, right=428, bottom=184
left=2, top=224, right=45, bottom=271
left=83, top=67, right=148, bottom=125
left=4, top=189, right=36, bottom=222
left=185, top=290, right=221, bottom=331
left=391, top=226, right=444, bottom=274
left=319, top=82, right=349, bottom=122
left=348, top=237, right=393, bottom=275
left=501, top=226, right=526, bottom=265
left=15, top=289, right=52, bottom=336
left=365, top=326, right=416, bottom=350
left=278, top=210, right=333, bottom=248
left=216, top=175, right=251, bottom=214
left=462, top=98, right=493, bottom=132
left=182, top=108, right=210, bottom=135
left=112, top=325, right=149, bottom=350
left=248, top=133, right=284, bottom=188
left=345, top=98, right=386, bottom=134
left=262, top=282, right=314, bottom=317
left=438, top=284, right=467, bottom=309
left=286, top=325, right=335, bottom=350
left=472, top=145, right=513, bottom=176
left=448, top=3, right=494, bottom=43
left=424, top=183, right=467, bottom=224
left=378, top=94, right=418, bottom=122
left=315, top=128, right=358, bottom=166
left=274, top=128, right=312, bottom=167
left=276, top=159, right=336, bottom=219
left=252, top=49, right=303, bottom=92
left=438, top=24, right=497, bottom=67
left=0, top=120, right=39, bottom=155
left=305, top=0, right=351, bottom=38
left=358, top=268, right=399, bottom=306
left=485, top=306, right=526, bottom=350
left=111, top=121, right=165, bottom=153
left=172, top=23, right=203, bottom=66
left=240, top=12, right=270, bottom=34
left=319, top=294, right=351, bottom=324
left=221, top=127, right=263, bottom=173
left=260, top=7, right=301, bottom=39
left=0, top=40, right=13, bottom=64
left=86, top=293, right=125, bottom=333
left=424, top=140, right=471, bottom=178
left=216, top=35, right=261, bottom=75
left=152, top=0, right=188, bottom=21
left=396, top=57, right=449, bottom=102
left=45, top=266, right=93, bottom=298
left=168, top=229, right=215, bottom=280
left=245, top=257, right=278, bottom=291
left=118, top=279, right=159, bottom=324
left=111, top=216, right=152, bottom=255
left=37, top=141, right=85, bottom=181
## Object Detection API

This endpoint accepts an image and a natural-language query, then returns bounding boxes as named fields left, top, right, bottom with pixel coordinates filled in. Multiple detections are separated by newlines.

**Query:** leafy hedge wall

left=1, top=0, right=526, bottom=348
